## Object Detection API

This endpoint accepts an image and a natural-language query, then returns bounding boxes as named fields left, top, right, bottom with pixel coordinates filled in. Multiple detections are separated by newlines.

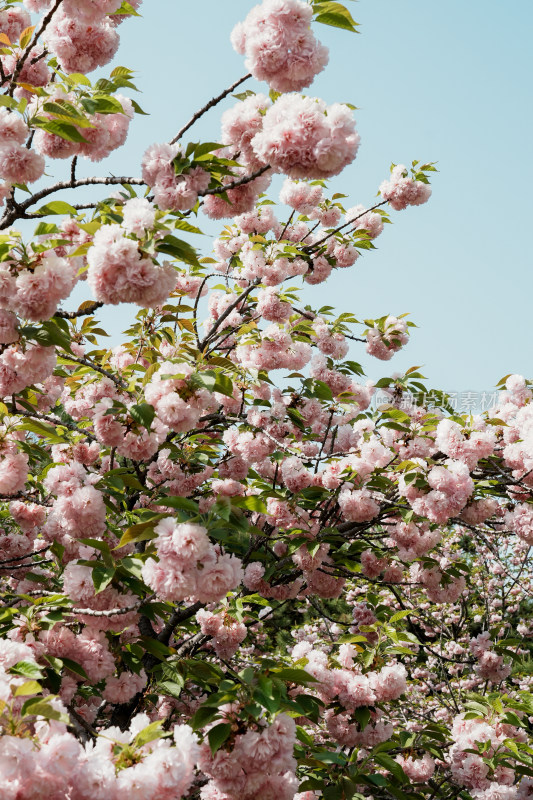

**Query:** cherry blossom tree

left=0, top=2, right=532, bottom=800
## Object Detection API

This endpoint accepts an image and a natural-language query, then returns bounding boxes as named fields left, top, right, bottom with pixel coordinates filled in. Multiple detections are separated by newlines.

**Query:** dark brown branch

left=157, top=601, right=203, bottom=645
left=54, top=301, right=104, bottom=319
left=199, top=278, right=259, bottom=350
left=0, top=546, right=49, bottom=565
left=0, top=177, right=145, bottom=229
left=201, top=165, right=271, bottom=196
left=6, top=0, right=64, bottom=96
left=62, top=354, right=127, bottom=389
left=15, top=407, right=97, bottom=441
left=170, top=73, right=251, bottom=145
left=303, top=199, right=389, bottom=253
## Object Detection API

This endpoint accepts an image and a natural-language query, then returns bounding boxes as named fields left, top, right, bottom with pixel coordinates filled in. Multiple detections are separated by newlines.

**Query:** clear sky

left=62, top=0, right=533, bottom=404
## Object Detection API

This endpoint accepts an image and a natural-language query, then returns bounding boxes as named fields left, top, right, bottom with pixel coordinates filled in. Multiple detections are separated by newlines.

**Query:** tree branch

left=170, top=73, right=251, bottom=145
left=54, top=301, right=104, bottom=319
left=6, top=0, right=64, bottom=96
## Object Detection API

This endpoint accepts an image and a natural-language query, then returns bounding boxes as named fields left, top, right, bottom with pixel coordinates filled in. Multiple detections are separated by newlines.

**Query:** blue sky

left=61, top=0, right=532, bottom=400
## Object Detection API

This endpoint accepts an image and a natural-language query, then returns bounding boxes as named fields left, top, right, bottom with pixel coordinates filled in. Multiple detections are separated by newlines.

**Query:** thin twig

left=15, top=407, right=97, bottom=441
left=157, top=601, right=203, bottom=645
left=201, top=165, right=271, bottom=196
left=67, top=602, right=141, bottom=617
left=303, top=199, right=389, bottom=253
left=62, top=354, right=127, bottom=389
left=55, top=301, right=104, bottom=319
left=199, top=278, right=259, bottom=350
left=0, top=177, right=145, bottom=229
left=170, top=73, right=251, bottom=145
left=7, top=0, right=64, bottom=96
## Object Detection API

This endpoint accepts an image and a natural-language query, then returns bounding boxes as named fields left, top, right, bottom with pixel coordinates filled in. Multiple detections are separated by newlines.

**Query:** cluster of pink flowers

left=366, top=315, right=409, bottom=360
left=0, top=107, right=44, bottom=189
left=399, top=458, right=474, bottom=523
left=345, top=203, right=385, bottom=238
left=231, top=0, right=329, bottom=92
left=450, top=713, right=525, bottom=796
left=0, top=254, right=78, bottom=322
left=142, top=142, right=211, bottom=211
left=0, top=649, right=198, bottom=800
left=203, top=167, right=273, bottom=220
left=436, top=418, right=496, bottom=469
left=93, top=396, right=168, bottom=461
left=325, top=707, right=394, bottom=749
left=199, top=713, right=298, bottom=800
left=505, top=504, right=533, bottom=545
left=279, top=178, right=324, bottom=215
left=45, top=8, right=119, bottom=74
left=196, top=609, right=247, bottom=659
left=0, top=447, right=28, bottom=496
left=0, top=5, right=31, bottom=43
left=43, top=463, right=107, bottom=552
left=251, top=94, right=360, bottom=179
left=0, top=6, right=50, bottom=99
left=388, top=520, right=441, bottom=562
left=87, top=223, right=176, bottom=307
left=220, top=94, right=272, bottom=172
left=144, top=361, right=218, bottom=433
left=142, top=518, right=243, bottom=603
left=395, top=753, right=436, bottom=783
left=294, top=642, right=407, bottom=710
left=235, top=323, right=312, bottom=371
left=410, top=560, right=467, bottom=604
left=0, top=343, right=56, bottom=398
left=338, top=487, right=380, bottom=523
left=470, top=632, right=511, bottom=683
left=34, top=91, right=134, bottom=163
left=379, top=164, right=432, bottom=210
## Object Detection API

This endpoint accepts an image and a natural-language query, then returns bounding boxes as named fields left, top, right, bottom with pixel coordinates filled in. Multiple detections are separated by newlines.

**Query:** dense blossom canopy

left=0, top=2, right=531, bottom=800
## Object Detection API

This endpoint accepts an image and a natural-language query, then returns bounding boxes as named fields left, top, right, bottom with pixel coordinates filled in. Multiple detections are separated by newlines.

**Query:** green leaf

left=312, top=379, right=333, bottom=401
left=21, top=696, right=69, bottom=723
left=193, top=142, right=224, bottom=159
left=14, top=680, right=41, bottom=696
left=78, top=538, right=113, bottom=567
left=33, top=222, right=59, bottom=236
left=61, top=658, right=89, bottom=680
left=314, top=2, right=359, bottom=32
left=212, top=372, right=234, bottom=397
left=353, top=706, right=371, bottom=730
left=270, top=668, right=317, bottom=684
left=389, top=609, right=412, bottom=623
left=157, top=497, right=200, bottom=514
left=191, top=371, right=216, bottom=392
left=190, top=704, right=220, bottom=730
left=19, top=25, right=35, bottom=49
left=133, top=720, right=165, bottom=749
left=36, top=120, right=88, bottom=143
left=19, top=419, right=69, bottom=445
left=36, top=200, right=79, bottom=217
left=139, top=637, right=173, bottom=660
left=231, top=496, right=267, bottom=513
left=129, top=402, right=155, bottom=429
left=92, top=566, right=115, bottom=594
left=64, top=72, right=92, bottom=87
left=208, top=722, right=232, bottom=754
left=374, top=753, right=407, bottom=782
left=156, top=235, right=199, bottom=266
left=115, top=518, right=161, bottom=548
left=42, top=101, right=91, bottom=122
left=366, top=774, right=388, bottom=787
